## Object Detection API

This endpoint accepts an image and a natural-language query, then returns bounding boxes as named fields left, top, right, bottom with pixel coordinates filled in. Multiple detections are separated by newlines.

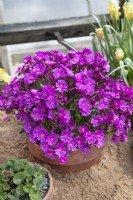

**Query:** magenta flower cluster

left=0, top=48, right=133, bottom=164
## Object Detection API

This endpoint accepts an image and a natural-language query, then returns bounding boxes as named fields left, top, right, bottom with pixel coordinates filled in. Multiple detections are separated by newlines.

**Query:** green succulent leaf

left=0, top=179, right=10, bottom=191
left=0, top=173, right=9, bottom=181
left=34, top=168, right=45, bottom=177
left=13, top=172, right=26, bottom=185
left=14, top=159, right=28, bottom=171
left=29, top=188, right=41, bottom=200
left=32, top=176, right=43, bottom=190
left=0, top=162, right=9, bottom=170
left=0, top=191, right=7, bottom=199
left=24, top=164, right=34, bottom=176
left=0, top=187, right=2, bottom=193
left=26, top=176, right=32, bottom=183
left=7, top=193, right=20, bottom=200
left=23, top=185, right=30, bottom=193
left=7, top=159, right=15, bottom=167
left=16, top=184, right=25, bottom=196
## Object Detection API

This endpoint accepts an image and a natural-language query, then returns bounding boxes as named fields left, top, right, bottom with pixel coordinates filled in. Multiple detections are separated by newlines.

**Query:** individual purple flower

left=85, top=131, right=96, bottom=144
left=67, top=140, right=76, bottom=152
left=78, top=125, right=89, bottom=134
left=80, top=145, right=92, bottom=154
left=46, top=96, right=58, bottom=109
left=101, top=114, right=109, bottom=123
left=40, top=142, right=49, bottom=152
left=60, top=129, right=73, bottom=144
left=127, top=105, right=133, bottom=115
left=91, top=115, right=102, bottom=127
left=4, top=116, right=10, bottom=122
left=45, top=60, right=56, bottom=66
left=70, top=54, right=80, bottom=64
left=58, top=108, right=71, bottom=124
left=102, top=60, right=110, bottom=72
left=56, top=80, right=68, bottom=93
left=75, top=72, right=84, bottom=82
left=24, top=120, right=32, bottom=133
left=54, top=143, right=67, bottom=158
left=85, top=83, right=95, bottom=95
left=119, top=100, right=127, bottom=111
left=115, top=129, right=123, bottom=136
left=114, top=115, right=126, bottom=129
left=33, top=126, right=48, bottom=142
left=65, top=67, right=74, bottom=77
left=15, top=111, right=29, bottom=123
left=85, top=53, right=95, bottom=65
left=113, top=100, right=119, bottom=109
left=41, top=85, right=56, bottom=100
left=78, top=98, right=92, bottom=116
left=30, top=89, right=40, bottom=100
left=48, top=110, right=56, bottom=120
left=29, top=133, right=38, bottom=143
left=4, top=98, right=14, bottom=109
left=24, top=72, right=38, bottom=84
left=52, top=68, right=65, bottom=79
left=76, top=77, right=95, bottom=96
left=112, top=136, right=120, bottom=144
left=94, top=130, right=105, bottom=148
left=121, top=133, right=128, bottom=142
left=41, top=143, right=56, bottom=160
left=76, top=82, right=86, bottom=91
left=73, top=136, right=85, bottom=148
left=69, top=120, right=76, bottom=131
left=32, top=63, right=46, bottom=75
left=96, top=98, right=109, bottom=111
left=24, top=55, right=32, bottom=64
left=46, top=133, right=58, bottom=146
left=59, top=155, right=68, bottom=164
left=31, top=108, right=45, bottom=121
left=111, top=112, right=119, bottom=124
left=109, top=91, right=120, bottom=99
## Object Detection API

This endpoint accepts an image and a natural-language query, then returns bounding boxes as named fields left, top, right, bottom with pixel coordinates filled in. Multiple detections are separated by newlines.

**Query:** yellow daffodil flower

left=115, top=48, right=124, bottom=61
left=107, top=0, right=120, bottom=21
left=95, top=28, right=104, bottom=39
left=123, top=2, right=133, bottom=20
left=0, top=68, right=11, bottom=83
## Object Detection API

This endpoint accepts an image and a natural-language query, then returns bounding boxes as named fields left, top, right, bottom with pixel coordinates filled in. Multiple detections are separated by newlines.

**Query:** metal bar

left=86, top=0, right=93, bottom=15
left=0, top=15, right=107, bottom=46
left=54, top=32, right=77, bottom=51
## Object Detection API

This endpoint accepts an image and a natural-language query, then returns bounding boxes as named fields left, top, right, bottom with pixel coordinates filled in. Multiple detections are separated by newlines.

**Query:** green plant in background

left=92, top=0, right=133, bottom=86
left=0, top=159, right=47, bottom=200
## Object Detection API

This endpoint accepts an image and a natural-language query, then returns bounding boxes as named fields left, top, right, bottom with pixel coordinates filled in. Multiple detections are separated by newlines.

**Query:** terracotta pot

left=28, top=139, right=109, bottom=173
left=43, top=169, right=53, bottom=200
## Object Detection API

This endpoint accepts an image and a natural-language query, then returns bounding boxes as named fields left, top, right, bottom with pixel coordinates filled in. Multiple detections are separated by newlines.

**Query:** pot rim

left=30, top=162, right=53, bottom=200
left=43, top=168, right=53, bottom=200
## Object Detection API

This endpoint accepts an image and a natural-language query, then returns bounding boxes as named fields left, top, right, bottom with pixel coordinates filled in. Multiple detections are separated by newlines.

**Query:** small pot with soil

left=0, top=158, right=53, bottom=200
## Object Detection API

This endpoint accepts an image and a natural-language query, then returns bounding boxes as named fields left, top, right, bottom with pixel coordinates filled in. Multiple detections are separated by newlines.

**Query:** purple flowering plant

left=0, top=48, right=133, bottom=164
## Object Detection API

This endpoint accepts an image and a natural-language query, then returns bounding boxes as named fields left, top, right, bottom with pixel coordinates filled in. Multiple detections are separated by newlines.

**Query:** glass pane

left=1, top=0, right=89, bottom=24
left=92, top=0, right=119, bottom=15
